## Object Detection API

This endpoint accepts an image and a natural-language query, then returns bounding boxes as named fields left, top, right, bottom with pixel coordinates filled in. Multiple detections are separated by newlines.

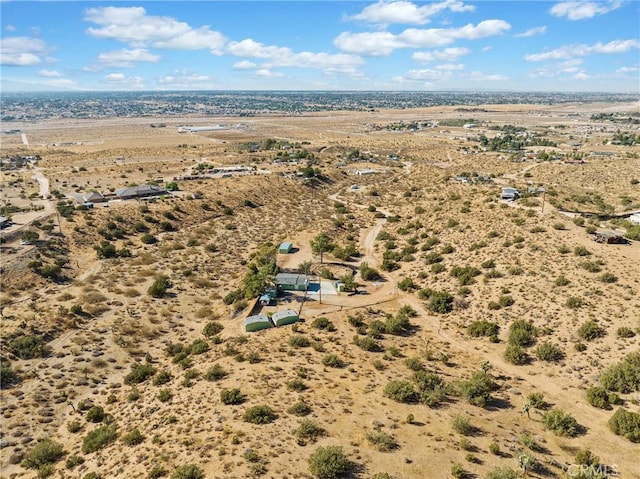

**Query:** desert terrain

left=1, top=100, right=639, bottom=479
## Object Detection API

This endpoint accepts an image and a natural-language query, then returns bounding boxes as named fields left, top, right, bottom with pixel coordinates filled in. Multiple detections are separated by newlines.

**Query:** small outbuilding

left=501, top=187, right=520, bottom=200
left=593, top=231, right=627, bottom=244
left=278, top=242, right=293, bottom=253
left=628, top=213, right=640, bottom=225
left=271, top=309, right=299, bottom=327
left=245, top=314, right=273, bottom=332
left=275, top=273, right=310, bottom=291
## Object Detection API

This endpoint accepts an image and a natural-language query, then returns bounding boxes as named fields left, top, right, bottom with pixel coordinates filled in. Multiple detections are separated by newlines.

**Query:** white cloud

left=38, top=69, right=62, bottom=77
left=405, top=68, right=453, bottom=81
left=255, top=69, right=284, bottom=78
left=616, top=66, right=639, bottom=73
left=157, top=70, right=212, bottom=87
left=434, top=63, right=465, bottom=70
left=233, top=60, right=257, bottom=70
left=412, top=47, right=470, bottom=63
left=45, top=78, right=78, bottom=89
left=515, top=26, right=547, bottom=38
left=463, top=71, right=508, bottom=81
left=0, top=36, right=51, bottom=66
left=550, top=1, right=622, bottom=20
left=573, top=72, right=591, bottom=79
left=335, top=19, right=510, bottom=55
left=84, top=6, right=226, bottom=53
left=5, top=25, right=16, bottom=32
left=481, top=46, right=492, bottom=52
left=349, top=0, right=475, bottom=26
left=529, top=59, right=585, bottom=78
left=105, top=72, right=144, bottom=87
left=96, top=48, right=160, bottom=67
left=525, top=39, right=640, bottom=61
left=227, top=38, right=364, bottom=76
left=227, top=39, right=291, bottom=58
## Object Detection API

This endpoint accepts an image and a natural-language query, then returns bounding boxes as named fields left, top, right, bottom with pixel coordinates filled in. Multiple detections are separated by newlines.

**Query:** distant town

left=1, top=90, right=639, bottom=122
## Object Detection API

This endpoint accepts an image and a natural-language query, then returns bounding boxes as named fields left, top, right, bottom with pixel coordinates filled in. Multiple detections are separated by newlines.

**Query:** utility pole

left=541, top=190, right=546, bottom=214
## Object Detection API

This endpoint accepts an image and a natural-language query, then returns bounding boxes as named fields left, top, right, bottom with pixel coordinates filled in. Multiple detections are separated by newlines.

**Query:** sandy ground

left=1, top=102, right=639, bottom=479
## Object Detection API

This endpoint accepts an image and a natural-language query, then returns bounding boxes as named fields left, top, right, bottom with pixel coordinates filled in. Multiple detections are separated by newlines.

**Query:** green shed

left=271, top=309, right=299, bottom=327
left=244, top=314, right=273, bottom=332
left=278, top=242, right=293, bottom=253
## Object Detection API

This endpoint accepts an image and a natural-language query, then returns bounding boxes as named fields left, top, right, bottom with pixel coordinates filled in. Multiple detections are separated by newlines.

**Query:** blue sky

left=1, top=1, right=639, bottom=91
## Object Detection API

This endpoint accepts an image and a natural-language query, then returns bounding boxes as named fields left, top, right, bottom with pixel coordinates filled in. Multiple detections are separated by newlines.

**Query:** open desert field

left=1, top=101, right=640, bottom=479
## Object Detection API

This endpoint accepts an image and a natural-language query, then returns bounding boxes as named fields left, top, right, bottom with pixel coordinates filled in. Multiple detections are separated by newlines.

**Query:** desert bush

left=153, top=370, right=172, bottom=386
left=467, top=320, right=499, bottom=338
left=426, top=291, right=454, bottom=314
left=542, top=408, right=579, bottom=437
left=504, top=343, right=528, bottom=365
left=488, top=442, right=500, bottom=455
left=287, top=378, right=308, bottom=392
left=404, top=357, right=424, bottom=371
left=289, top=335, right=310, bottom=348
left=527, top=392, right=549, bottom=410
left=352, top=334, right=378, bottom=352
left=384, top=312, right=411, bottom=335
left=586, top=386, right=621, bottom=410
left=617, top=326, right=635, bottom=338
left=82, top=425, right=118, bottom=453
left=65, top=455, right=84, bottom=470
left=366, top=430, right=398, bottom=452
left=322, top=354, right=345, bottom=368
left=451, top=414, right=473, bottom=435
left=312, top=317, right=336, bottom=331
left=67, top=420, right=82, bottom=433
left=86, top=406, right=106, bottom=423
left=599, top=272, right=618, bottom=283
left=148, top=276, right=170, bottom=298
left=359, top=262, right=381, bottom=281
left=188, top=339, right=209, bottom=355
left=486, top=467, right=520, bottom=479
left=220, top=388, right=245, bottom=405
left=555, top=274, right=570, bottom=286
left=288, top=401, right=312, bottom=416
left=122, top=428, right=144, bottom=446
left=458, top=371, right=497, bottom=408
left=450, top=265, right=481, bottom=285
left=202, top=321, right=224, bottom=337
left=204, top=364, right=227, bottom=381
left=535, top=342, right=564, bottom=362
left=581, top=261, right=602, bottom=273
left=508, top=320, right=537, bottom=346
left=124, top=363, right=156, bottom=385
left=295, top=419, right=326, bottom=443
left=451, top=463, right=470, bottom=479
left=243, top=405, right=277, bottom=424
left=578, top=320, right=606, bottom=341
left=0, top=359, right=20, bottom=389
left=158, top=389, right=173, bottom=402
left=608, top=408, right=640, bottom=442
left=9, top=335, right=49, bottom=359
left=22, top=438, right=64, bottom=469
left=140, top=233, right=157, bottom=244
left=574, top=245, right=591, bottom=256
left=600, top=351, right=640, bottom=393
left=171, top=464, right=204, bottom=479
left=308, top=446, right=353, bottom=479
left=384, top=380, right=417, bottom=403
left=574, top=449, right=599, bottom=466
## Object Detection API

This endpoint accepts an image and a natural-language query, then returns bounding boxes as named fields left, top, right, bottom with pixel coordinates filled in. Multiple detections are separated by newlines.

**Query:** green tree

left=21, top=229, right=39, bottom=244
left=311, top=233, right=333, bottom=264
